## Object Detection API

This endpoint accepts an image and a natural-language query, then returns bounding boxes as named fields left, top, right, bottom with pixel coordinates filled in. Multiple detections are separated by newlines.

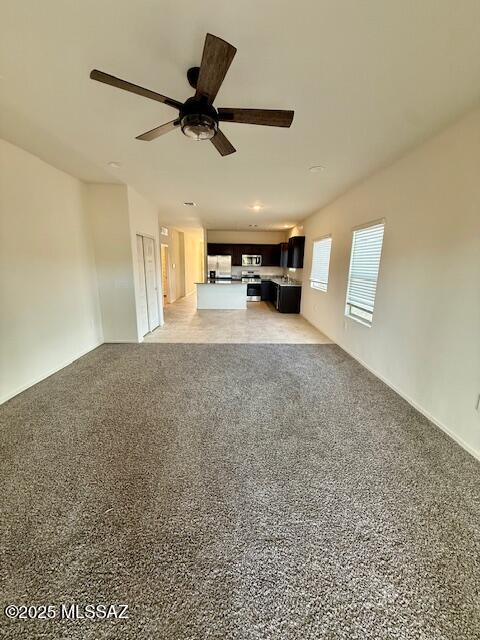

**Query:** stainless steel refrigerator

left=207, top=255, right=232, bottom=279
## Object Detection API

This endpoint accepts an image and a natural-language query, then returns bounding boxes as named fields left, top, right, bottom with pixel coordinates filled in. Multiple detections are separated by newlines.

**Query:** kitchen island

left=196, top=279, right=247, bottom=310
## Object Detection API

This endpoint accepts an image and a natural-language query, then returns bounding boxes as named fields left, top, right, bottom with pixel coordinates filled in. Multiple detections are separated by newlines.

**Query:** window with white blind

left=310, top=236, right=332, bottom=292
left=345, top=221, right=385, bottom=326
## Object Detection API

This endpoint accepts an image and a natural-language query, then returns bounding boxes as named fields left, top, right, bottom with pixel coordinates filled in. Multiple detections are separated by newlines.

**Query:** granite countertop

left=196, top=277, right=302, bottom=287
left=195, top=279, right=247, bottom=285
left=262, top=277, right=302, bottom=288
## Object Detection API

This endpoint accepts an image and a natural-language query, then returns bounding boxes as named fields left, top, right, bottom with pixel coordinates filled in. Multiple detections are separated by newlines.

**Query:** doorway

left=160, top=244, right=170, bottom=307
left=136, top=234, right=160, bottom=337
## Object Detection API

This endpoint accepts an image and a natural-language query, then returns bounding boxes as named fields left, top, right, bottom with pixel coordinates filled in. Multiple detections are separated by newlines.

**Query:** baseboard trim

left=1, top=340, right=104, bottom=405
left=305, top=319, right=480, bottom=463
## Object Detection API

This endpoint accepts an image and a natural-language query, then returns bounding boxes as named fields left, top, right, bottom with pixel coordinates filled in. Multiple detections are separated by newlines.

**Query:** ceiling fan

left=90, top=33, right=294, bottom=157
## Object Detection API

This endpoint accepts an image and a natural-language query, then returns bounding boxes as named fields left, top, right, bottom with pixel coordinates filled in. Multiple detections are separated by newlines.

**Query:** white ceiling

left=2, top=0, right=480, bottom=230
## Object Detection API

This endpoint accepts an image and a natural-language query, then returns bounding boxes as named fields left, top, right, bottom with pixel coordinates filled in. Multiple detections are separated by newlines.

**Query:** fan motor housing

left=187, top=66, right=200, bottom=89
left=180, top=97, right=218, bottom=140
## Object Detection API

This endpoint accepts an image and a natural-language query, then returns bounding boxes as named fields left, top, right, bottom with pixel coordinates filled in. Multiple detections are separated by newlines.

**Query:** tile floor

left=144, top=293, right=331, bottom=344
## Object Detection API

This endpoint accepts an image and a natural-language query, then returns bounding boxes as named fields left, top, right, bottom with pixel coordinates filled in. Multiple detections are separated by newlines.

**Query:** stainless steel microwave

left=242, top=254, right=262, bottom=266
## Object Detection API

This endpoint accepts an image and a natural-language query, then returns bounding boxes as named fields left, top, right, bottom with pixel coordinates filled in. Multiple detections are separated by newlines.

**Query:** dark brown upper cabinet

left=260, top=244, right=280, bottom=266
left=279, top=242, right=289, bottom=268
left=207, top=243, right=281, bottom=267
left=231, top=245, right=243, bottom=266
left=287, top=236, right=305, bottom=268
left=207, top=243, right=234, bottom=257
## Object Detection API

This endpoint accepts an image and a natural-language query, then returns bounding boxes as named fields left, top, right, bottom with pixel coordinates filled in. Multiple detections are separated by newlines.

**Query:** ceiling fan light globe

left=180, top=113, right=217, bottom=140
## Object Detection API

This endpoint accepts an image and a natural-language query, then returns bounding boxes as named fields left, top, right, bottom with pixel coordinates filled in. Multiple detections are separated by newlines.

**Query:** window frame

left=344, top=218, right=385, bottom=328
left=309, top=234, right=332, bottom=293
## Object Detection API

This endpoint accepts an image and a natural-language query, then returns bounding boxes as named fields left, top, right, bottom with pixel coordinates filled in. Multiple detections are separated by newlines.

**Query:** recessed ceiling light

left=284, top=224, right=290, bottom=228
left=108, top=161, right=121, bottom=168
left=249, top=203, right=264, bottom=212
left=183, top=201, right=197, bottom=207
left=309, top=165, right=325, bottom=173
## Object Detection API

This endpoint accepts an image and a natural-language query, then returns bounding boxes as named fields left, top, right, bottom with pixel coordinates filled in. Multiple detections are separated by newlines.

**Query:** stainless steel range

left=242, top=271, right=261, bottom=301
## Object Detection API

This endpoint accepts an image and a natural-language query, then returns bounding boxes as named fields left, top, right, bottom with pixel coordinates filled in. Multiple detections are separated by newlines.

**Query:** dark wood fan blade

left=218, top=108, right=294, bottom=127
left=136, top=119, right=180, bottom=141
left=195, top=34, right=237, bottom=104
left=90, top=70, right=182, bottom=110
left=211, top=130, right=236, bottom=156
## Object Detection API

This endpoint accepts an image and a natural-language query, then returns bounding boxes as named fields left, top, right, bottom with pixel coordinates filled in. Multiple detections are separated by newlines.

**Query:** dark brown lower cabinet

left=260, top=280, right=272, bottom=301
left=264, top=281, right=301, bottom=313
left=277, top=285, right=301, bottom=313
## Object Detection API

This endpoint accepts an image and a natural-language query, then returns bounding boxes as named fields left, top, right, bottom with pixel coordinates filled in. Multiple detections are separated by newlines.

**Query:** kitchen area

left=146, top=227, right=330, bottom=343
left=196, top=231, right=305, bottom=312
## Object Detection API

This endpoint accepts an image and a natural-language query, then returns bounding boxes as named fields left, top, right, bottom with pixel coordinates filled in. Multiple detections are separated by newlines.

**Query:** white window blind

left=310, top=236, right=332, bottom=292
left=345, top=222, right=385, bottom=325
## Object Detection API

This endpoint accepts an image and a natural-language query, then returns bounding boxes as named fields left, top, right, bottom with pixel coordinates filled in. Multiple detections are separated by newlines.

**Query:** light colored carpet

left=1, top=344, right=479, bottom=639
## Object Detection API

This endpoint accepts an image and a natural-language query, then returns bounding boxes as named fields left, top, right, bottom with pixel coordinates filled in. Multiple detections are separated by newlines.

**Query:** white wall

left=171, top=229, right=186, bottom=301
left=158, top=224, right=206, bottom=299
left=287, top=225, right=304, bottom=239
left=85, top=184, right=138, bottom=343
left=157, top=223, right=189, bottom=303
left=0, top=139, right=103, bottom=402
left=207, top=229, right=287, bottom=244
left=231, top=265, right=285, bottom=277
left=128, top=187, right=163, bottom=338
left=301, top=108, right=480, bottom=459
left=158, top=224, right=176, bottom=303
left=183, top=228, right=205, bottom=295
left=0, top=141, right=177, bottom=402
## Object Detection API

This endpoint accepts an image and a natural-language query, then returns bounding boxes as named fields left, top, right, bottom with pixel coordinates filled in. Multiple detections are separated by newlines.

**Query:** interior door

left=136, top=235, right=149, bottom=337
left=142, top=236, right=160, bottom=331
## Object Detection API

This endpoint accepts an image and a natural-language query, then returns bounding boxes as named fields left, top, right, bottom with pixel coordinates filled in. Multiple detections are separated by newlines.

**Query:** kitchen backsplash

left=289, top=268, right=304, bottom=282
left=231, top=266, right=304, bottom=281
left=231, top=266, right=284, bottom=276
